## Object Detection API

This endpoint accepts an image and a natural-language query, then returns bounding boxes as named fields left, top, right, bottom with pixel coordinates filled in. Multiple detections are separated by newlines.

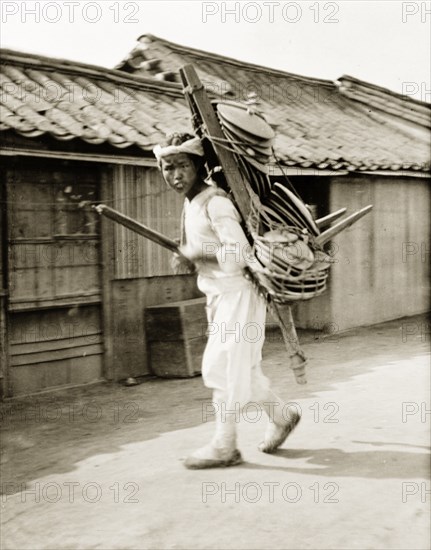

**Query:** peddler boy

left=154, top=132, right=300, bottom=469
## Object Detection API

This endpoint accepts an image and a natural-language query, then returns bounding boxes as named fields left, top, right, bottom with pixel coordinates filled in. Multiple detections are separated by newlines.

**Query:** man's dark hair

left=163, top=133, right=195, bottom=147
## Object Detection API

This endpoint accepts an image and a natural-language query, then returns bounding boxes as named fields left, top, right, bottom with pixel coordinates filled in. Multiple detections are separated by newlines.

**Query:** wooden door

left=5, top=160, right=104, bottom=396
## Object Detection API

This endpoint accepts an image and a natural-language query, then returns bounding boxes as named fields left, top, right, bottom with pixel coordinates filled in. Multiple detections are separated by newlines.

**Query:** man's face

left=161, top=153, right=198, bottom=195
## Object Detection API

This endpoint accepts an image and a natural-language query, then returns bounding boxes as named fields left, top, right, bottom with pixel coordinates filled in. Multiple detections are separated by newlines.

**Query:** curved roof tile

left=1, top=39, right=430, bottom=173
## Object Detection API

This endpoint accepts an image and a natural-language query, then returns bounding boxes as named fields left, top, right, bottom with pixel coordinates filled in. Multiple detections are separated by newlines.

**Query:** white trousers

left=201, top=282, right=271, bottom=411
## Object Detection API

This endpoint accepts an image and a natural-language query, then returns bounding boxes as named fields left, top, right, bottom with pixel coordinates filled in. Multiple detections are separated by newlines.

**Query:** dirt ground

left=1, top=313, right=430, bottom=550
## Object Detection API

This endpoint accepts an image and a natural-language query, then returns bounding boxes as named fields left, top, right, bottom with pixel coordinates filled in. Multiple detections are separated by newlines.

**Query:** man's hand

left=170, top=251, right=196, bottom=274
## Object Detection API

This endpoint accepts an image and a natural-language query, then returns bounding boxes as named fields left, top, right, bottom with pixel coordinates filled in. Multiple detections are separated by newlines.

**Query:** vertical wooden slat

left=114, top=164, right=124, bottom=279
left=406, top=179, right=430, bottom=313
left=330, top=176, right=374, bottom=329
left=138, top=167, right=147, bottom=276
left=146, top=168, right=154, bottom=276
left=101, top=166, right=115, bottom=381
left=0, top=170, right=11, bottom=398
left=330, top=175, right=430, bottom=330
left=112, top=165, right=183, bottom=280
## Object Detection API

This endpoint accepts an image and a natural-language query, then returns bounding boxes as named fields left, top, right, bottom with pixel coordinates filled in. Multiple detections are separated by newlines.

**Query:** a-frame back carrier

left=179, top=65, right=259, bottom=220
left=179, top=64, right=308, bottom=383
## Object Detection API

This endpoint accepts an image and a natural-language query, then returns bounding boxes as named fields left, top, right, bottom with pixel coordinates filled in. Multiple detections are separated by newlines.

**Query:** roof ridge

left=342, top=92, right=430, bottom=129
left=137, top=33, right=336, bottom=88
left=0, top=48, right=184, bottom=96
left=1, top=43, right=429, bottom=172
left=339, top=74, right=431, bottom=108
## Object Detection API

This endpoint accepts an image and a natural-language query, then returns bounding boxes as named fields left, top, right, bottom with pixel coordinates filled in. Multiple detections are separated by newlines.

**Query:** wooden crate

left=145, top=297, right=207, bottom=378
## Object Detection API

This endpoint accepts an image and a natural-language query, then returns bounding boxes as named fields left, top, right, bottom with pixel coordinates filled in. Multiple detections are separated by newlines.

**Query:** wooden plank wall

left=0, top=173, right=8, bottom=398
left=329, top=175, right=430, bottom=330
left=112, top=165, right=183, bottom=278
left=7, top=168, right=101, bottom=310
left=5, top=160, right=104, bottom=396
left=106, top=164, right=203, bottom=380
left=9, top=306, right=103, bottom=395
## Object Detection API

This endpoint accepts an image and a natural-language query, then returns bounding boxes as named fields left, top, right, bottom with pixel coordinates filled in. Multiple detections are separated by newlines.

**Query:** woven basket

left=246, top=203, right=332, bottom=303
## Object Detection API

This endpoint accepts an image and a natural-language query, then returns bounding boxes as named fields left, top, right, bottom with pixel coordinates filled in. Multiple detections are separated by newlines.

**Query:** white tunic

left=183, top=185, right=270, bottom=408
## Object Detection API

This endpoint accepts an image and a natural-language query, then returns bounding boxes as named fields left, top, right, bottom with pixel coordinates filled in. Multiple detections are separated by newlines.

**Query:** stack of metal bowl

left=215, top=101, right=332, bottom=302
left=216, top=101, right=274, bottom=199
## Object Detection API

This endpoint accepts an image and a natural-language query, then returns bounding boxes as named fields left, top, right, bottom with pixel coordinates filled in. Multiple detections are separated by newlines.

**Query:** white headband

left=153, top=137, right=204, bottom=162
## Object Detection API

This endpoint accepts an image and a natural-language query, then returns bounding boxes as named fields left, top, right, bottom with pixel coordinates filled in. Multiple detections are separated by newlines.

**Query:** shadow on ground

left=240, top=446, right=431, bottom=478
left=1, top=313, right=429, bottom=492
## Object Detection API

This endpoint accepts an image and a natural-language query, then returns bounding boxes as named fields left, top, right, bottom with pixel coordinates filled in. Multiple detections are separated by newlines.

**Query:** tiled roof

left=1, top=38, right=430, bottom=173
left=116, top=34, right=431, bottom=172
left=338, top=75, right=430, bottom=128
left=0, top=49, right=192, bottom=150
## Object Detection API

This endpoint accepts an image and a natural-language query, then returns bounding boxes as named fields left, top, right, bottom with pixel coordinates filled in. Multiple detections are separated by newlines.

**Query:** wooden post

left=0, top=171, right=11, bottom=398
left=179, top=64, right=308, bottom=383
left=0, top=292, right=8, bottom=399
left=100, top=168, right=115, bottom=382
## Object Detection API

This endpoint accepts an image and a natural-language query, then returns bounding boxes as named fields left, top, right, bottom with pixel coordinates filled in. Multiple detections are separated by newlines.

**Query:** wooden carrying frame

left=179, top=64, right=308, bottom=383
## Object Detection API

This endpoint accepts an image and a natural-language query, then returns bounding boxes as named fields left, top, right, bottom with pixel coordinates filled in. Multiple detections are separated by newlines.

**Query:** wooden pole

left=316, top=205, right=373, bottom=245
left=93, top=204, right=180, bottom=253
left=315, top=208, right=347, bottom=229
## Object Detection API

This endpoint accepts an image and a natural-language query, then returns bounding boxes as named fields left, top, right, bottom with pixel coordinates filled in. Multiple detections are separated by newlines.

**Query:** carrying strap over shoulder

left=203, top=187, right=229, bottom=236
left=180, top=186, right=228, bottom=246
